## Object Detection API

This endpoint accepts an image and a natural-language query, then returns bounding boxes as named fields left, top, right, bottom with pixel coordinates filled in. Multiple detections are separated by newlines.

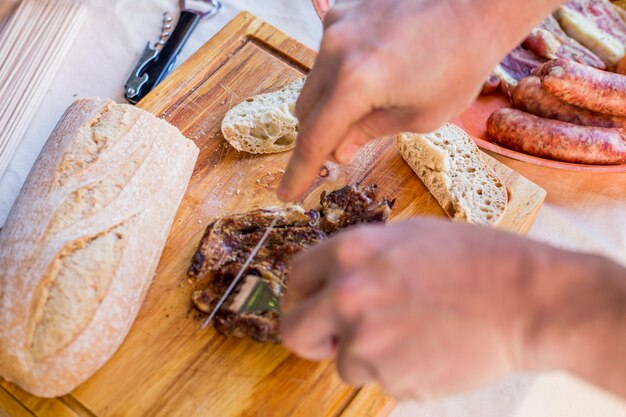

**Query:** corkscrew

left=124, top=0, right=222, bottom=104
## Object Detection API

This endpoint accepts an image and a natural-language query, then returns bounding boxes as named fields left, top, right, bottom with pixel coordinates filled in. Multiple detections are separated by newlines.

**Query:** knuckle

left=336, top=54, right=370, bottom=89
left=334, top=227, right=374, bottom=267
left=322, top=8, right=342, bottom=28
left=334, top=283, right=359, bottom=319
left=322, top=25, right=350, bottom=52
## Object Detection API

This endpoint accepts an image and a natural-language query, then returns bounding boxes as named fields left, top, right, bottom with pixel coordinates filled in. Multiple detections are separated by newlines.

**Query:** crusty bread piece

left=0, top=98, right=198, bottom=397
left=396, top=124, right=507, bottom=226
left=221, top=79, right=303, bottom=154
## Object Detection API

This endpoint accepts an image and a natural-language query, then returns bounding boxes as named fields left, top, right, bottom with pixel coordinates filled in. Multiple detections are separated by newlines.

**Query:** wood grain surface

left=0, top=12, right=545, bottom=417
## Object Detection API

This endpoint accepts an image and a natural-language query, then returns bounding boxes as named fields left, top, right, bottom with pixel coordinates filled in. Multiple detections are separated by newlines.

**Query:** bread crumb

left=236, top=189, right=241, bottom=195
left=278, top=168, right=285, bottom=174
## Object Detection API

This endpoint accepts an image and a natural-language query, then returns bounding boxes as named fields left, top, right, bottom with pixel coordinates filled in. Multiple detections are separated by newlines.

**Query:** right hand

left=278, top=0, right=567, bottom=201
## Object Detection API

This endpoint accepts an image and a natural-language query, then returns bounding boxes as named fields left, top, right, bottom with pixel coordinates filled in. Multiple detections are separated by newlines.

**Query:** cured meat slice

left=524, top=15, right=606, bottom=68
left=556, top=0, right=626, bottom=67
left=567, top=0, right=626, bottom=44
left=485, top=46, right=548, bottom=94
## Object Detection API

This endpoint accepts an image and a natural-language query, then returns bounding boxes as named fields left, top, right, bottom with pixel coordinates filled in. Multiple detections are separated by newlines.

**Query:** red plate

left=455, top=94, right=626, bottom=172
left=313, top=0, right=625, bottom=172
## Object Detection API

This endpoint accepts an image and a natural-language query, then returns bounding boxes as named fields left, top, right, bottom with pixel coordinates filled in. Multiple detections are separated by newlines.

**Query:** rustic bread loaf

left=221, top=79, right=303, bottom=154
left=396, top=124, right=507, bottom=226
left=0, top=98, right=199, bottom=397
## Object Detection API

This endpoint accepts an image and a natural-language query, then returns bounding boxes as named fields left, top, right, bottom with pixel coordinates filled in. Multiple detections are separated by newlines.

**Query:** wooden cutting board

left=0, top=12, right=546, bottom=417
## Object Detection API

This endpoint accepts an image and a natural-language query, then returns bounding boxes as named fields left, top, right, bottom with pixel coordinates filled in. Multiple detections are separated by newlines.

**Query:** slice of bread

left=396, top=124, right=507, bottom=226
left=221, top=79, right=304, bottom=154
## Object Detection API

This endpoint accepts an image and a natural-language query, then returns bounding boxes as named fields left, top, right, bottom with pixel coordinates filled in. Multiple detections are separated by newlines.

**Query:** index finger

left=278, top=87, right=367, bottom=201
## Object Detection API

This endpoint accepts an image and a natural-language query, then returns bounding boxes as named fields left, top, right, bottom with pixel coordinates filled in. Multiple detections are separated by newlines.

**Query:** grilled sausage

left=486, top=108, right=626, bottom=164
left=513, top=76, right=626, bottom=128
left=537, top=59, right=626, bottom=116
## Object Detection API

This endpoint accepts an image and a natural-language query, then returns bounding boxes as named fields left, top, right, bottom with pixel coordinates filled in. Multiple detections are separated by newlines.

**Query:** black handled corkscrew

left=124, top=0, right=221, bottom=104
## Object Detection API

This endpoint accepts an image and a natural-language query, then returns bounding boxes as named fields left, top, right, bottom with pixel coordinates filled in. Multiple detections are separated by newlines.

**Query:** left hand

left=281, top=218, right=534, bottom=399
left=280, top=217, right=624, bottom=400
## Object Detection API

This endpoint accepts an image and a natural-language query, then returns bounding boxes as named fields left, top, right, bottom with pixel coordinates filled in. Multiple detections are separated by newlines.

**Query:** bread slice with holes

left=221, top=79, right=304, bottom=154
left=396, top=124, right=507, bottom=226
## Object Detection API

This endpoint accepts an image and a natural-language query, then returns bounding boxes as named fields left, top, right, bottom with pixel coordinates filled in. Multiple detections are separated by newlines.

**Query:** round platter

left=456, top=94, right=626, bottom=173
left=313, top=0, right=625, bottom=173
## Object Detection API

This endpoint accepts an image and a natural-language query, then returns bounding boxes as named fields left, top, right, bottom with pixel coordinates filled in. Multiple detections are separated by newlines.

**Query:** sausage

left=486, top=108, right=626, bottom=164
left=512, top=76, right=626, bottom=128
left=536, top=59, right=626, bottom=117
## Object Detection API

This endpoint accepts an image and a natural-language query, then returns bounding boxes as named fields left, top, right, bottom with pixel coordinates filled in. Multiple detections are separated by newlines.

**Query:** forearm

left=524, top=250, right=626, bottom=397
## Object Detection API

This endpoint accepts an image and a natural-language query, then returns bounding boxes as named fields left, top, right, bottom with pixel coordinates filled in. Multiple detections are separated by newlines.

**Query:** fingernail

left=336, top=144, right=358, bottom=164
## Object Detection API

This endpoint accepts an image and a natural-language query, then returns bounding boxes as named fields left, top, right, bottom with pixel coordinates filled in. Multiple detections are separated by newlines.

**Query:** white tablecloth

left=0, top=1, right=625, bottom=416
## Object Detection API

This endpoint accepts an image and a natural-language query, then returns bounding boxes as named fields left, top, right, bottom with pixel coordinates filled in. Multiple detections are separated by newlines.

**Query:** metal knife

left=201, top=217, right=279, bottom=328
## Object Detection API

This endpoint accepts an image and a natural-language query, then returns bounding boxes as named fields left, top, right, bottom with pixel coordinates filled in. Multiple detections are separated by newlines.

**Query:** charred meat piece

left=188, top=205, right=319, bottom=280
left=189, top=206, right=324, bottom=343
left=319, top=184, right=394, bottom=234
left=188, top=184, right=393, bottom=343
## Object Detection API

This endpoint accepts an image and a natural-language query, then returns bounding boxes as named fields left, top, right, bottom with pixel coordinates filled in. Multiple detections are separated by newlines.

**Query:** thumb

left=334, top=108, right=446, bottom=163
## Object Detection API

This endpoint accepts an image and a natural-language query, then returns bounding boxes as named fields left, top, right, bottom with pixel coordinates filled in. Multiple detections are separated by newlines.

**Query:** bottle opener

left=124, top=0, right=222, bottom=104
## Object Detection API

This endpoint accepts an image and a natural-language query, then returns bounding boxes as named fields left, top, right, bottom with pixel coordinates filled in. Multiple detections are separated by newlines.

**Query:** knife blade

left=201, top=217, right=279, bottom=328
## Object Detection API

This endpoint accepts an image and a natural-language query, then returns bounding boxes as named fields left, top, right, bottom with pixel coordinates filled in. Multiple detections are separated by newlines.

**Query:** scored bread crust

left=396, top=124, right=507, bottom=226
left=0, top=98, right=199, bottom=397
left=221, top=79, right=304, bottom=154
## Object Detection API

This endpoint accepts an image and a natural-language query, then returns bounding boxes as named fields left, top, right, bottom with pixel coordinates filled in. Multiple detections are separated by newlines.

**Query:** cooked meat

left=193, top=285, right=280, bottom=343
left=188, top=184, right=393, bottom=343
left=188, top=205, right=319, bottom=280
left=319, top=184, right=394, bottom=234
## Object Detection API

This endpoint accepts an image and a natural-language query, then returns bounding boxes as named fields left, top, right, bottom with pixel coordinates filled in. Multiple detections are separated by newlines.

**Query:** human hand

left=280, top=218, right=626, bottom=399
left=278, top=0, right=567, bottom=201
